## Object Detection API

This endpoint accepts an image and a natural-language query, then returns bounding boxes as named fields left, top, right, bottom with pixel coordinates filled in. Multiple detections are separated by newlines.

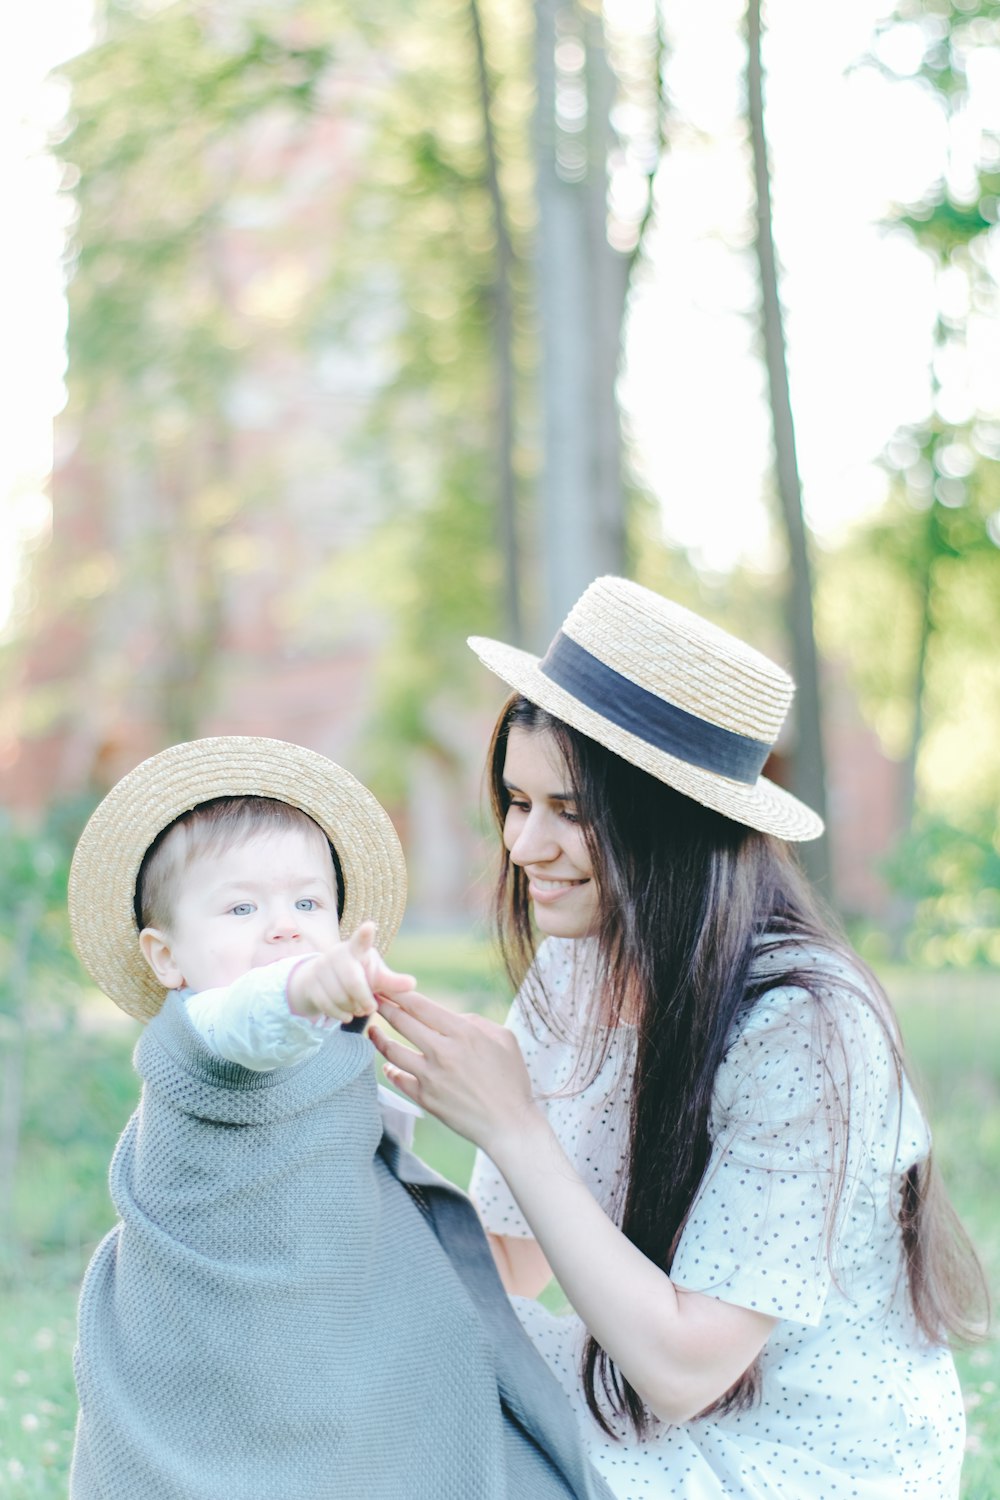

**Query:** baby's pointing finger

left=371, top=965, right=417, bottom=995
left=346, top=921, right=377, bottom=957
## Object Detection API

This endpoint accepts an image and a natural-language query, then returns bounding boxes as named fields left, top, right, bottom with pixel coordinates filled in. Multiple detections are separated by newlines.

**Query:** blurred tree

left=308, top=0, right=667, bottom=773
left=471, top=0, right=523, bottom=645
left=746, top=0, right=831, bottom=892
left=820, top=0, right=1000, bottom=956
left=44, top=1, right=338, bottom=779
left=29, top=0, right=667, bottom=807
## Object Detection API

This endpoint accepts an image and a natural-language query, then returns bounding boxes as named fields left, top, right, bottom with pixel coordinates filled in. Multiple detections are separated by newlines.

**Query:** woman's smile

left=526, top=874, right=590, bottom=903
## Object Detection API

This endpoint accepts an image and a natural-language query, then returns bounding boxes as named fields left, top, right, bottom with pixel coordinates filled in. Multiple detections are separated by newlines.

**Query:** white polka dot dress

left=469, top=938, right=966, bottom=1499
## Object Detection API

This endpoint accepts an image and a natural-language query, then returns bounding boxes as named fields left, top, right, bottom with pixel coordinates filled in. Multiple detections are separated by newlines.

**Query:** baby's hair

left=135, top=796, right=344, bottom=932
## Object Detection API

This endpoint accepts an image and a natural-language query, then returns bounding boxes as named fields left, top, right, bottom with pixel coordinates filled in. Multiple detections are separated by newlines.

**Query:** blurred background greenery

left=1, top=0, right=999, bottom=1492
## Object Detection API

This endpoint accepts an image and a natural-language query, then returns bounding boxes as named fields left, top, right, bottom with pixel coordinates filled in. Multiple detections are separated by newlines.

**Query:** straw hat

left=468, top=575, right=824, bottom=842
left=69, top=736, right=408, bottom=1021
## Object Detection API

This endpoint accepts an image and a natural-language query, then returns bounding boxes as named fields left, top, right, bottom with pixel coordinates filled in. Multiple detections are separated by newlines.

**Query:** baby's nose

left=268, top=913, right=302, bottom=941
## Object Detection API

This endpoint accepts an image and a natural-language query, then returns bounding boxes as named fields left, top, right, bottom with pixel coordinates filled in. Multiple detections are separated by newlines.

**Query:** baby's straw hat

left=69, top=736, right=408, bottom=1021
left=468, top=575, right=824, bottom=842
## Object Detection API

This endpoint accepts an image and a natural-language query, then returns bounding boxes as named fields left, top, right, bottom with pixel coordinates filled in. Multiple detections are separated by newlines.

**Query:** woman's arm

left=372, top=993, right=776, bottom=1424
left=487, top=1232, right=553, bottom=1298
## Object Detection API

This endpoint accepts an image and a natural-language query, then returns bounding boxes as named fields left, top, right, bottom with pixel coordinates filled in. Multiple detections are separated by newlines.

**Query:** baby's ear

left=139, top=927, right=185, bottom=990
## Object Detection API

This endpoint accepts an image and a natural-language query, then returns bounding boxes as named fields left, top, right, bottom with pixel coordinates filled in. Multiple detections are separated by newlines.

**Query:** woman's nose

left=507, top=811, right=559, bottom=866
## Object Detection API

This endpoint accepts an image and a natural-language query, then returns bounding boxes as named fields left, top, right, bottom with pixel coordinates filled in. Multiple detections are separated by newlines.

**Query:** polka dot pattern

left=470, top=938, right=967, bottom=1499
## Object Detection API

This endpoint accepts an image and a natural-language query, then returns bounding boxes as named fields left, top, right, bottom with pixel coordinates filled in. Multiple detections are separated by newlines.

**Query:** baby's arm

left=185, top=925, right=414, bottom=1072
left=286, top=922, right=415, bottom=1024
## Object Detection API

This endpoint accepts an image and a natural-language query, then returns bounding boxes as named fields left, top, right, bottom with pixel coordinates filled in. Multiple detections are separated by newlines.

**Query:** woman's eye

left=559, top=809, right=580, bottom=825
left=295, top=898, right=318, bottom=912
left=230, top=902, right=255, bottom=917
left=507, top=799, right=530, bottom=814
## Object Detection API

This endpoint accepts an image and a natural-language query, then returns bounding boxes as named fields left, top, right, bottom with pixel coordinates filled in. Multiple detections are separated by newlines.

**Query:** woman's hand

left=370, top=992, right=543, bottom=1157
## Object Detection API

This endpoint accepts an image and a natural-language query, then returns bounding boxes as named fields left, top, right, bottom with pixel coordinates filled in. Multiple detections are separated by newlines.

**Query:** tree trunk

left=746, top=0, right=831, bottom=891
left=887, top=505, right=936, bottom=956
left=470, top=0, right=523, bottom=645
left=533, top=0, right=626, bottom=645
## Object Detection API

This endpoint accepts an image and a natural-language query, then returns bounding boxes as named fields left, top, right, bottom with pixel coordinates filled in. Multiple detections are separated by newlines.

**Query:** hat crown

left=560, top=576, right=793, bottom=744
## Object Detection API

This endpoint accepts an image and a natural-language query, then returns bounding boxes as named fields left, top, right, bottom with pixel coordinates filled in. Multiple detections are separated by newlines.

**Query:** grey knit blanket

left=71, top=993, right=611, bottom=1500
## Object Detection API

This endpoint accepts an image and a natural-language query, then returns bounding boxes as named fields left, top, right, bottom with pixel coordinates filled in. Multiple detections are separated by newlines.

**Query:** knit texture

left=71, top=994, right=611, bottom=1500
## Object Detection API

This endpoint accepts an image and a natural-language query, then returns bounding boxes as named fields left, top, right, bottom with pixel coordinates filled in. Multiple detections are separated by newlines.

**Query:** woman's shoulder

left=719, top=937, right=900, bottom=1113
left=748, top=934, right=870, bottom=989
left=712, top=936, right=928, bottom=1175
left=743, top=937, right=886, bottom=1032
left=724, top=938, right=898, bottom=1082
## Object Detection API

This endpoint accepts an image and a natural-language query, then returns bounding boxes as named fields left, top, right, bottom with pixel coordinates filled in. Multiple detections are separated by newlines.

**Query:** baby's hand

left=286, top=922, right=416, bottom=1025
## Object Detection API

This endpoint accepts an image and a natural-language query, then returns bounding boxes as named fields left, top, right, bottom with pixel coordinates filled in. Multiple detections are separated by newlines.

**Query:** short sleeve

left=670, top=978, right=906, bottom=1326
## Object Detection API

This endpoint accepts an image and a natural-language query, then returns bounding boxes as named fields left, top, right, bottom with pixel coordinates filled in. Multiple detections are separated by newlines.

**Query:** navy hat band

left=538, top=632, right=773, bottom=785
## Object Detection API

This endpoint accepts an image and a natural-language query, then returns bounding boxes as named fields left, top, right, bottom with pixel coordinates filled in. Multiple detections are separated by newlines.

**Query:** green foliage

left=817, top=1, right=1000, bottom=952
left=897, top=195, right=998, bottom=256
left=0, top=810, right=81, bottom=1017
left=819, top=425, right=1000, bottom=766
left=817, top=426, right=1000, bottom=958
left=883, top=814, right=1000, bottom=965
left=13, top=1024, right=141, bottom=1258
left=878, top=2, right=1000, bottom=105
left=58, top=1, right=335, bottom=404
left=306, top=0, right=538, bottom=777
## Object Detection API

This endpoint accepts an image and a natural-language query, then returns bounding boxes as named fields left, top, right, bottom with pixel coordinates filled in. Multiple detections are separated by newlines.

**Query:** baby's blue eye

left=295, top=898, right=318, bottom=912
left=231, top=902, right=255, bottom=917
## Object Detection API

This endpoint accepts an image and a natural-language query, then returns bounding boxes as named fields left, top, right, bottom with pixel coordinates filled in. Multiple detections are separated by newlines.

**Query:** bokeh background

left=1, top=0, right=999, bottom=1493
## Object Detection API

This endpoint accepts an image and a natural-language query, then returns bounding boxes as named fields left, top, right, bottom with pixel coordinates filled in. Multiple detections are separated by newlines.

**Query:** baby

left=68, top=736, right=611, bottom=1500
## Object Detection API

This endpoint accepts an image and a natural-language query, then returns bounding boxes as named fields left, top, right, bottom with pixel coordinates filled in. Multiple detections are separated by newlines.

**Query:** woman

left=371, top=576, right=986, bottom=1498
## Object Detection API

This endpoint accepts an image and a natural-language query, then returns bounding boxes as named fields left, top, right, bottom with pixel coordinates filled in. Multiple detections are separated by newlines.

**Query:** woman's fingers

left=380, top=1058, right=423, bottom=1102
left=376, top=993, right=454, bottom=1053
left=379, top=989, right=462, bottom=1035
left=369, top=1021, right=427, bottom=1079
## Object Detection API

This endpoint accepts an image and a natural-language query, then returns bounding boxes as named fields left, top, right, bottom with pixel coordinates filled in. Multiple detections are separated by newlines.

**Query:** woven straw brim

left=468, top=637, right=824, bottom=843
left=69, top=737, right=407, bottom=1021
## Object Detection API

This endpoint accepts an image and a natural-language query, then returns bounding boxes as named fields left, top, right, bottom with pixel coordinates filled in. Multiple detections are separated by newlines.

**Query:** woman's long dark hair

left=488, top=694, right=988, bottom=1439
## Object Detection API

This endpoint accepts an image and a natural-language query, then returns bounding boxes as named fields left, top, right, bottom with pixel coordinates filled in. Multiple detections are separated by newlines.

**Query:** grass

left=885, top=968, right=1000, bottom=1499
left=1, top=949, right=998, bottom=1495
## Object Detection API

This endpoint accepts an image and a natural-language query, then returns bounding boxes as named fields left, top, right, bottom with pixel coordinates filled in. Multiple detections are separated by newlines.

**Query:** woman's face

left=501, top=725, right=602, bottom=939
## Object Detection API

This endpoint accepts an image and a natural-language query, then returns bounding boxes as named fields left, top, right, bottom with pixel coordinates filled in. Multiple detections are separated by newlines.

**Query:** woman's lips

left=527, top=877, right=589, bottom=904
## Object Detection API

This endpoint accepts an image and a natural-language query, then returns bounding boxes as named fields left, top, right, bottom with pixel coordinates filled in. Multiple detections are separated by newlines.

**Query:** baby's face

left=152, top=825, right=341, bottom=993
